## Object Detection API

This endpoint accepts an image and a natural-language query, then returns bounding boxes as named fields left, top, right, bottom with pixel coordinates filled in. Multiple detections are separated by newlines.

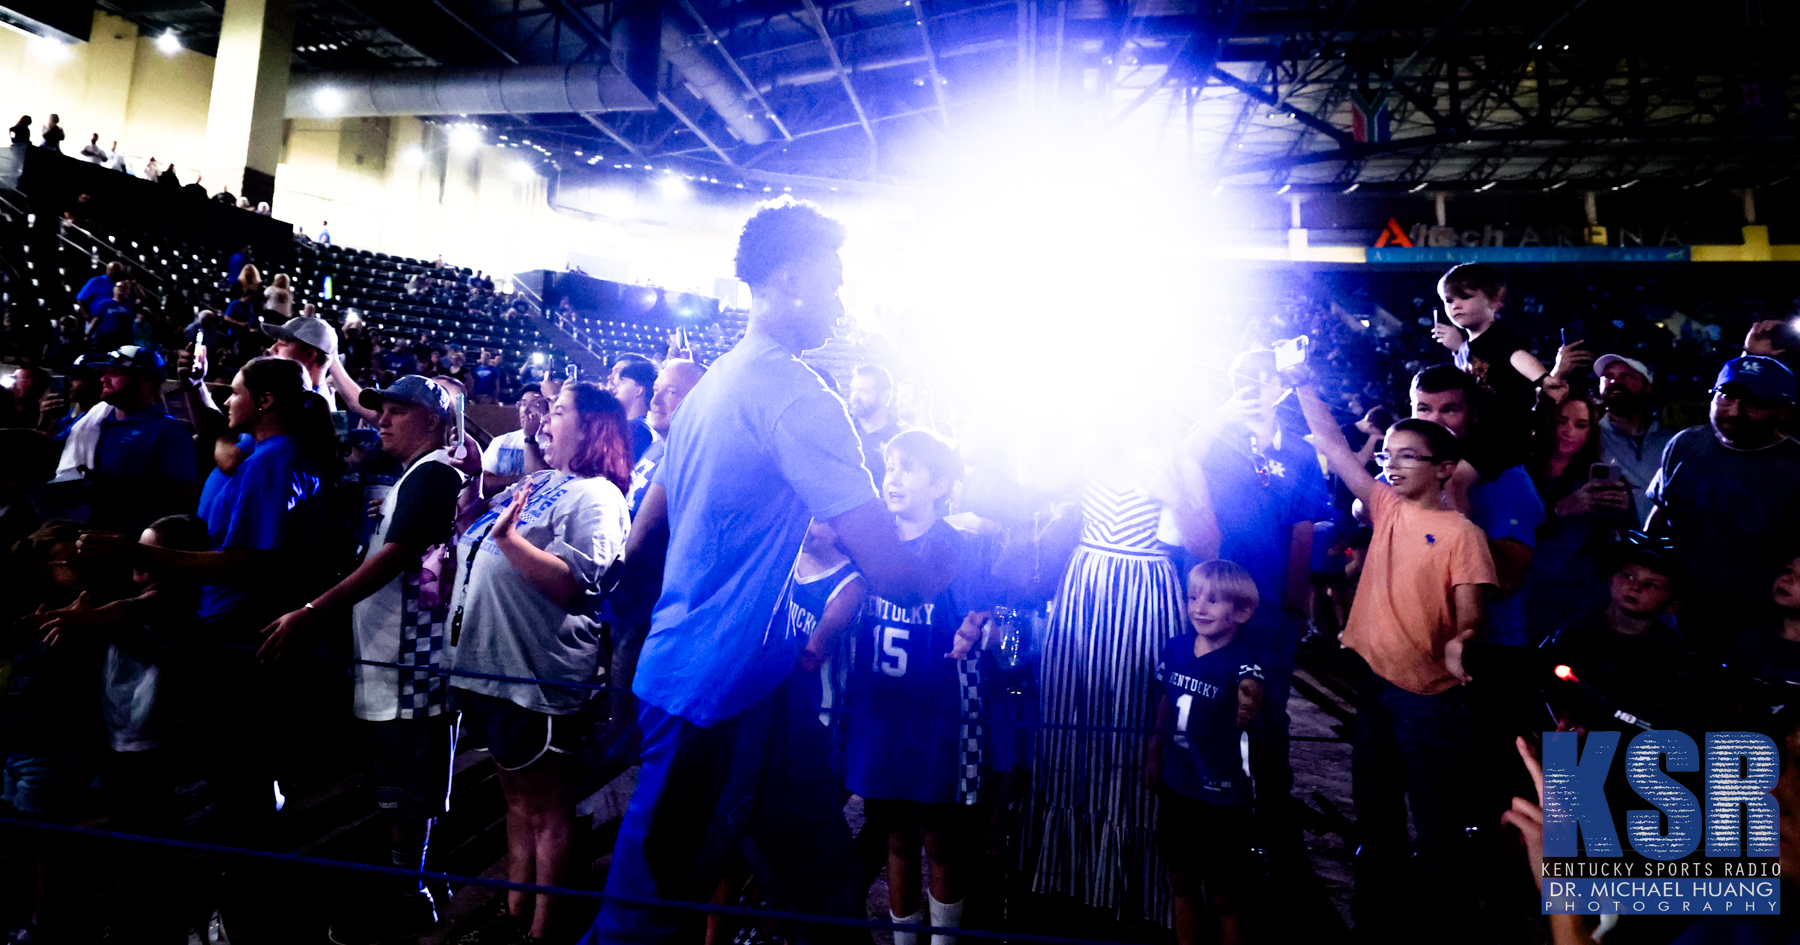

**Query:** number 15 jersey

left=843, top=519, right=994, bottom=805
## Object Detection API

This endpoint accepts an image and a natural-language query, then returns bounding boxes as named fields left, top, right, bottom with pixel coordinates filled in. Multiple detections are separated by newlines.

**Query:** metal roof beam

left=1209, top=64, right=1353, bottom=145
left=538, top=0, right=610, bottom=53
left=580, top=113, right=645, bottom=158
left=675, top=0, right=794, bottom=141
left=796, top=0, right=877, bottom=147
left=910, top=0, right=952, bottom=128
left=659, top=92, right=739, bottom=165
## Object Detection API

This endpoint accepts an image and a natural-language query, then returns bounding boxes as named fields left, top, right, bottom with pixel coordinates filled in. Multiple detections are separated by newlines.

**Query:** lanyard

left=448, top=523, right=492, bottom=647
left=448, top=473, right=561, bottom=645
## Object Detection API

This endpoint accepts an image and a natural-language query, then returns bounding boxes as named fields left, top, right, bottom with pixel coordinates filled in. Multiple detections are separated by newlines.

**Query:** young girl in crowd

left=4, top=521, right=116, bottom=943
left=842, top=430, right=996, bottom=945
left=447, top=380, right=632, bottom=942
left=1144, top=559, right=1264, bottom=945
left=38, top=513, right=210, bottom=942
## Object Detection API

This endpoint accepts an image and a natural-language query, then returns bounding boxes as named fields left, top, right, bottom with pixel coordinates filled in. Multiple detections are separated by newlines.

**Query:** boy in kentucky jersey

left=1145, top=560, right=1265, bottom=945
left=787, top=519, right=868, bottom=734
left=843, top=430, right=995, bottom=945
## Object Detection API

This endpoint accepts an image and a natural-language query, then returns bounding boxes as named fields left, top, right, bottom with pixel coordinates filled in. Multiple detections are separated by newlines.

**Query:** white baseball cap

left=1593, top=354, right=1652, bottom=384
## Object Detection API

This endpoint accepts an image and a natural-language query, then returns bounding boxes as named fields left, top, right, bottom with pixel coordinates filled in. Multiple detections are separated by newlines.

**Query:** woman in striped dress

left=1025, top=472, right=1190, bottom=923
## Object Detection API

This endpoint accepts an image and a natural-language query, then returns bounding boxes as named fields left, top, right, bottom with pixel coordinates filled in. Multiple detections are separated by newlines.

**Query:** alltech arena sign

left=1542, top=731, right=1781, bottom=915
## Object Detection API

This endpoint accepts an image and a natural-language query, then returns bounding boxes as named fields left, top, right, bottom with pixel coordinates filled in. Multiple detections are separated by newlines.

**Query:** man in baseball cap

left=81, top=346, right=198, bottom=533
left=1645, top=354, right=1800, bottom=656
left=358, top=375, right=457, bottom=436
left=263, top=316, right=340, bottom=409
left=1592, top=354, right=1672, bottom=504
left=263, top=371, right=467, bottom=943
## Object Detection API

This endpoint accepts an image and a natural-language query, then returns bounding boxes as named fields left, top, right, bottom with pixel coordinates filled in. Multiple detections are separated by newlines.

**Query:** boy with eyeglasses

left=1294, top=385, right=1497, bottom=936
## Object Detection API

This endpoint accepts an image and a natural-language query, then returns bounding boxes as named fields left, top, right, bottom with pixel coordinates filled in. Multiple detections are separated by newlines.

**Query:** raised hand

left=1500, top=736, right=1546, bottom=892
left=490, top=480, right=535, bottom=547
left=1550, top=340, right=1593, bottom=379
left=1430, top=322, right=1466, bottom=352
left=947, top=610, right=993, bottom=659
left=1746, top=319, right=1790, bottom=357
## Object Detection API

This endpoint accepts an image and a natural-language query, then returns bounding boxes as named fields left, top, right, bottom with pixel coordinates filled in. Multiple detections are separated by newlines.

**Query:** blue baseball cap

left=86, top=345, right=168, bottom=382
left=359, top=374, right=456, bottom=424
left=1713, top=356, right=1797, bottom=404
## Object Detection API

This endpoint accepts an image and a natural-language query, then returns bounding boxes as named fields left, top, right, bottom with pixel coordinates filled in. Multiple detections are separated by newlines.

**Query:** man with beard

left=846, top=364, right=901, bottom=485
left=1592, top=354, right=1672, bottom=507
left=79, top=347, right=199, bottom=535
left=1646, top=355, right=1800, bottom=656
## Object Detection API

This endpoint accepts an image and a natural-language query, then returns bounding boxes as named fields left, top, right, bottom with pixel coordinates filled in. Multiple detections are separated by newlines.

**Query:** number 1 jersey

left=1155, top=632, right=1263, bottom=807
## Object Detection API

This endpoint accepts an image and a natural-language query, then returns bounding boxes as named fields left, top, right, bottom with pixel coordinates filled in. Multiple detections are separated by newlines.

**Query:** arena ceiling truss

left=99, top=0, right=1800, bottom=192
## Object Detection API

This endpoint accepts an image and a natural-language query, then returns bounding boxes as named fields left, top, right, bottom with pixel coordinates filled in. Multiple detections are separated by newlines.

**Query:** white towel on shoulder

left=53, top=402, right=115, bottom=483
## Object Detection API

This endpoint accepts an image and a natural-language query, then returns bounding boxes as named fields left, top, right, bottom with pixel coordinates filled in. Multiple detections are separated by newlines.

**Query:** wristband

left=303, top=602, right=318, bottom=612
left=1532, top=373, right=1551, bottom=388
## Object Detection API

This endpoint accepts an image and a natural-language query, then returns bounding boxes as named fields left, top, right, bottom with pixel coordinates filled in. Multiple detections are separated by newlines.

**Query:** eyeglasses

left=1374, top=451, right=1438, bottom=467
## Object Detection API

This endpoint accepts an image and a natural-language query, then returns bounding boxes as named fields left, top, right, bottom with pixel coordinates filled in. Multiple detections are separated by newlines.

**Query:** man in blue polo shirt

left=82, top=346, right=198, bottom=535
left=75, top=262, right=126, bottom=317
left=88, top=280, right=138, bottom=352
left=584, top=201, right=958, bottom=945
left=1408, top=365, right=1543, bottom=646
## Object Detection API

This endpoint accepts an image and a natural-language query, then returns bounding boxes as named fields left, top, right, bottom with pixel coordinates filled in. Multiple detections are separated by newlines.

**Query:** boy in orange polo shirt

left=1294, top=384, right=1497, bottom=936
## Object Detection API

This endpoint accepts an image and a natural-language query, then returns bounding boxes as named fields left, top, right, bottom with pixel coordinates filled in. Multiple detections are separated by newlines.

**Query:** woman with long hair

left=263, top=272, right=294, bottom=321
left=76, top=356, right=336, bottom=938
left=447, top=380, right=632, bottom=941
left=1520, top=395, right=1635, bottom=639
left=236, top=264, right=263, bottom=304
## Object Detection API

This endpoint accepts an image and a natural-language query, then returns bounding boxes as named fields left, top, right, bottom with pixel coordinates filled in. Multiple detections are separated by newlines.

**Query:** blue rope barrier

left=0, top=817, right=1144, bottom=945
left=222, top=647, right=1353, bottom=740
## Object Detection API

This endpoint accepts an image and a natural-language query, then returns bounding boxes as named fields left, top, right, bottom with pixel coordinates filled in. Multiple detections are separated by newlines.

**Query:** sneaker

left=455, top=905, right=531, bottom=945
left=326, top=890, right=438, bottom=945
left=4, top=922, right=52, bottom=944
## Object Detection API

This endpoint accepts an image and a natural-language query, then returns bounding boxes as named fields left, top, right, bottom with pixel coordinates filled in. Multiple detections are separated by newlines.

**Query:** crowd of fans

left=11, top=114, right=280, bottom=213
left=2, top=194, right=1800, bottom=945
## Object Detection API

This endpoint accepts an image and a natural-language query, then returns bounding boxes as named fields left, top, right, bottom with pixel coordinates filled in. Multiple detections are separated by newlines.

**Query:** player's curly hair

left=733, top=198, right=847, bottom=287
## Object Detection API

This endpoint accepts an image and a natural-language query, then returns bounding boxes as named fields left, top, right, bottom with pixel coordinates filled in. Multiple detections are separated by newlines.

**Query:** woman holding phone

left=1521, top=395, right=1634, bottom=638
left=445, top=381, right=632, bottom=941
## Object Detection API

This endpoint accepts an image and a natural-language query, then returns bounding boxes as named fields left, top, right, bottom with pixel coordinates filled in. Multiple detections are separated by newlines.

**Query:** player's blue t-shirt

left=636, top=333, right=876, bottom=727
left=785, top=561, right=862, bottom=728
left=1155, top=632, right=1263, bottom=807
left=843, top=519, right=995, bottom=805
left=197, top=433, right=326, bottom=626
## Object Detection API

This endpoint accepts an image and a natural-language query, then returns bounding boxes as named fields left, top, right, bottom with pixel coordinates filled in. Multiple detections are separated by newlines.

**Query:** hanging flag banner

left=1349, top=90, right=1391, bottom=143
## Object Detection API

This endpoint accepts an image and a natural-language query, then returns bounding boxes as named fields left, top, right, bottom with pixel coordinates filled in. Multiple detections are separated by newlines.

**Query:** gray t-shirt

left=446, top=469, right=630, bottom=714
left=1598, top=413, right=1675, bottom=506
left=1647, top=426, right=1800, bottom=637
